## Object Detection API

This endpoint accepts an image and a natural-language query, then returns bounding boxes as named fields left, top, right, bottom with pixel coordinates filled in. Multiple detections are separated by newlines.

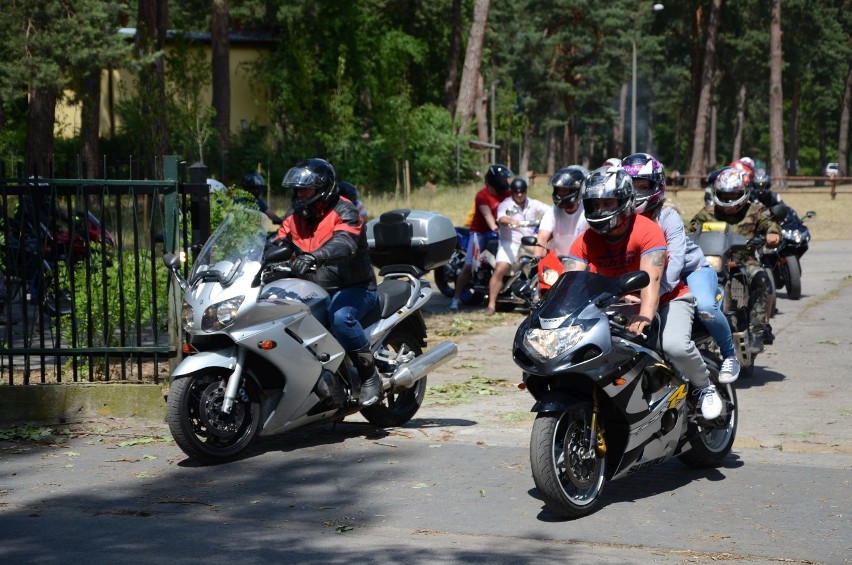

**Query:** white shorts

left=495, top=240, right=518, bottom=265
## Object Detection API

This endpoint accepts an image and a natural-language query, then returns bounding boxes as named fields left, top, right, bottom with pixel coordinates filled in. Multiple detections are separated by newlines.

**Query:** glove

left=290, top=253, right=317, bottom=276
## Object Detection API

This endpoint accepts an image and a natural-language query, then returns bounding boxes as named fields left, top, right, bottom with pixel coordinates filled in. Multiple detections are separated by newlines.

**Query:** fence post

left=164, top=156, right=182, bottom=372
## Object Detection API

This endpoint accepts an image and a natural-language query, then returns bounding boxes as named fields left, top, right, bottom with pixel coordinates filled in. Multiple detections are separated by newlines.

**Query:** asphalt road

left=1, top=241, right=851, bottom=564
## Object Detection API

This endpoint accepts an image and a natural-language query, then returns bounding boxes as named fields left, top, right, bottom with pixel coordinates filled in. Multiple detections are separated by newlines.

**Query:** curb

left=0, top=383, right=166, bottom=425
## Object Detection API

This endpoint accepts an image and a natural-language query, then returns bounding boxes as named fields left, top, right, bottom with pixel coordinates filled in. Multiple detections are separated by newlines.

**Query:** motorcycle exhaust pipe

left=386, top=340, right=458, bottom=391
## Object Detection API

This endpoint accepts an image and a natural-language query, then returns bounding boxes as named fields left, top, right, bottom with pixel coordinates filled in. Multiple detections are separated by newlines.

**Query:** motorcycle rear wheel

left=530, top=403, right=606, bottom=519
left=167, top=371, right=260, bottom=465
left=360, top=330, right=426, bottom=427
left=783, top=255, right=802, bottom=300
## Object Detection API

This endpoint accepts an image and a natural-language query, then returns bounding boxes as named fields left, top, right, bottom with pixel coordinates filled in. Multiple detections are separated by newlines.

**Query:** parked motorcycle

left=689, top=221, right=766, bottom=378
left=761, top=207, right=815, bottom=300
left=433, top=226, right=540, bottom=311
left=162, top=208, right=458, bottom=465
left=512, top=269, right=736, bottom=519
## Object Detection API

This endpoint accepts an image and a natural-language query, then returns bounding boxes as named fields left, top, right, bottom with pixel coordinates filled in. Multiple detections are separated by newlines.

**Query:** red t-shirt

left=568, top=214, right=687, bottom=302
left=468, top=187, right=503, bottom=233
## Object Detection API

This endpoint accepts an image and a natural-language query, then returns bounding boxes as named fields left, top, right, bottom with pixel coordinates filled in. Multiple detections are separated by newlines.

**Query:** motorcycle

left=689, top=221, right=767, bottom=378
left=761, top=207, right=815, bottom=300
left=512, top=269, right=736, bottom=519
left=162, top=208, right=458, bottom=465
left=433, top=226, right=540, bottom=311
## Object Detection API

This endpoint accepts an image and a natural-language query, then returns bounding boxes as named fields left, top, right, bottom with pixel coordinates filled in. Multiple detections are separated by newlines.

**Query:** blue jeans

left=686, top=267, right=735, bottom=358
left=328, top=286, right=379, bottom=351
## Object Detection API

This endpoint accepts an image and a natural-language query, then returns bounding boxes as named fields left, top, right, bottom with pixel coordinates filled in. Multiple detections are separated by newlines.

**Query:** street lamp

left=490, top=79, right=502, bottom=163
left=631, top=3, right=664, bottom=154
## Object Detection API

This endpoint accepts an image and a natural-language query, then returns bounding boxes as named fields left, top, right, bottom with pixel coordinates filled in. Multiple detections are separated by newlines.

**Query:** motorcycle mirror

left=618, top=270, right=650, bottom=294
left=163, top=253, right=180, bottom=270
left=770, top=204, right=788, bottom=223
left=805, top=210, right=816, bottom=219
left=264, top=244, right=293, bottom=264
left=520, top=235, right=541, bottom=247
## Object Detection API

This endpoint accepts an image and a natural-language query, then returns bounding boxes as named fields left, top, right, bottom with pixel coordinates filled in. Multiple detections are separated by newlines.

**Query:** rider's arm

left=478, top=202, right=499, bottom=232
left=630, top=250, right=664, bottom=335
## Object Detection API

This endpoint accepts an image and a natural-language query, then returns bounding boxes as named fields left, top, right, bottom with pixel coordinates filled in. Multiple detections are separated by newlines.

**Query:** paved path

left=1, top=240, right=851, bottom=564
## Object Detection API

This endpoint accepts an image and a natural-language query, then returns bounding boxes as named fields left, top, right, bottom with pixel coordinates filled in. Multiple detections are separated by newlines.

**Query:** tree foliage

left=0, top=0, right=850, bottom=187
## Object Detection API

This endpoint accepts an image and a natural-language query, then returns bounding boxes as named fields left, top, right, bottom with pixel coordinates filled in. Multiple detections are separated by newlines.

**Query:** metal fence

left=0, top=157, right=211, bottom=385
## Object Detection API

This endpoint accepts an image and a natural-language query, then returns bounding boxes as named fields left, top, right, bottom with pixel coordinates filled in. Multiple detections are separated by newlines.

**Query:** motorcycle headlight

left=201, top=296, right=245, bottom=331
left=181, top=301, right=194, bottom=331
left=705, top=255, right=723, bottom=273
left=524, top=325, right=586, bottom=360
left=782, top=229, right=801, bottom=244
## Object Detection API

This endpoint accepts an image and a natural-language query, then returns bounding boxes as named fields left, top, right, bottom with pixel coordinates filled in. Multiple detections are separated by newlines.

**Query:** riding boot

left=349, top=345, right=382, bottom=407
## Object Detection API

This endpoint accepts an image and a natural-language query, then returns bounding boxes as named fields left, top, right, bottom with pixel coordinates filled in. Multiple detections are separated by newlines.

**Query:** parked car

left=824, top=163, right=840, bottom=177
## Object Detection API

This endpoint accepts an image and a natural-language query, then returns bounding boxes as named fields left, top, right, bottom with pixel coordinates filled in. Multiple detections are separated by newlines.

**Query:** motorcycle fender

left=170, top=348, right=237, bottom=381
left=531, top=391, right=589, bottom=414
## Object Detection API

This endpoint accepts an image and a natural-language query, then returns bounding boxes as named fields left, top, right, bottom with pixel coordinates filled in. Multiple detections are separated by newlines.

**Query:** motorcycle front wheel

left=782, top=255, right=802, bottom=300
left=679, top=381, right=737, bottom=468
left=166, top=371, right=260, bottom=465
left=360, top=329, right=426, bottom=427
left=530, top=402, right=606, bottom=519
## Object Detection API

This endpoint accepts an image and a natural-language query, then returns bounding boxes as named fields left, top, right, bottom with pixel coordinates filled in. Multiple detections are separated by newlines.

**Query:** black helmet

left=582, top=166, right=635, bottom=235
left=510, top=178, right=528, bottom=193
left=282, top=158, right=338, bottom=221
left=338, top=180, right=360, bottom=203
left=485, top=164, right=513, bottom=194
left=241, top=172, right=265, bottom=195
left=550, top=165, right=589, bottom=208
left=753, top=168, right=771, bottom=193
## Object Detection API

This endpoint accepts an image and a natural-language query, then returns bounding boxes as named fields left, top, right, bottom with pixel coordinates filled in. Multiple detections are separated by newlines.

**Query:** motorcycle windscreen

left=537, top=270, right=621, bottom=320
left=190, top=209, right=273, bottom=286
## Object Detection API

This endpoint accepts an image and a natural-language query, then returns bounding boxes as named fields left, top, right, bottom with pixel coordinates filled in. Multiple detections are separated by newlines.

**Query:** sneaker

left=449, top=298, right=460, bottom=311
left=718, top=356, right=741, bottom=384
left=696, top=384, right=722, bottom=420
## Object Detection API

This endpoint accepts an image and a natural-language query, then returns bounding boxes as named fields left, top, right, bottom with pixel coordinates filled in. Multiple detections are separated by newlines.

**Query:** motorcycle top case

left=366, top=209, right=456, bottom=270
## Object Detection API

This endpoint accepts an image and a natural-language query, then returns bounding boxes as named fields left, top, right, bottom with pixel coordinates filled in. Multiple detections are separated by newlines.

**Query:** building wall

left=54, top=43, right=271, bottom=139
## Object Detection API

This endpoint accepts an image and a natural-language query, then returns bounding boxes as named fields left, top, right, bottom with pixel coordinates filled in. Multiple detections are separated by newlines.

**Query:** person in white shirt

left=485, top=178, right=549, bottom=314
left=536, top=165, right=590, bottom=257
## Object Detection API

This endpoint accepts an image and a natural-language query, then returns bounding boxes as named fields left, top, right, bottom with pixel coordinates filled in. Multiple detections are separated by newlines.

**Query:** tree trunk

left=136, top=0, right=169, bottom=180
left=520, top=125, right=532, bottom=179
left=444, top=0, right=463, bottom=117
left=545, top=127, right=556, bottom=176
left=787, top=83, right=800, bottom=175
left=838, top=67, right=852, bottom=177
left=474, top=72, right=489, bottom=160
left=454, top=0, right=490, bottom=136
left=732, top=83, right=746, bottom=162
left=212, top=0, right=231, bottom=182
left=25, top=86, right=59, bottom=177
left=80, top=70, right=102, bottom=179
left=686, top=0, right=721, bottom=188
left=768, top=0, right=785, bottom=188
left=708, top=101, right=717, bottom=167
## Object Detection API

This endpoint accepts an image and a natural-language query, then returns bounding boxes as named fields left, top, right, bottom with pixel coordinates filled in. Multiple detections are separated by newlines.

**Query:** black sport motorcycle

left=761, top=207, right=815, bottom=300
left=512, top=269, right=736, bottom=519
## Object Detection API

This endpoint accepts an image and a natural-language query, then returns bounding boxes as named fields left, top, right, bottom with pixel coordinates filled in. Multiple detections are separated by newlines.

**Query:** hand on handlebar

left=765, top=233, right=781, bottom=247
left=626, top=315, right=651, bottom=336
left=290, top=253, right=317, bottom=276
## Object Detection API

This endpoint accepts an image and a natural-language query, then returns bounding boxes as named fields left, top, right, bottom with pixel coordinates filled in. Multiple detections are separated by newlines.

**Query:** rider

left=622, top=152, right=740, bottom=383
left=534, top=165, right=590, bottom=289
left=563, top=166, right=722, bottom=420
left=688, top=166, right=782, bottom=352
left=241, top=172, right=284, bottom=224
left=449, top=163, right=513, bottom=311
left=485, top=178, right=548, bottom=315
left=270, top=158, right=382, bottom=406
left=338, top=180, right=369, bottom=222
left=751, top=169, right=783, bottom=208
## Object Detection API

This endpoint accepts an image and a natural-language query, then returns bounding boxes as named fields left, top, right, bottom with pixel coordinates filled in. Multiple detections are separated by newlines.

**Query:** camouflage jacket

left=687, top=202, right=781, bottom=266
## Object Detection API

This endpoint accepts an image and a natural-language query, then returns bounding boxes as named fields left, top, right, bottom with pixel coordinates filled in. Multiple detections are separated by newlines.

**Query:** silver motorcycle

left=163, top=208, right=457, bottom=464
